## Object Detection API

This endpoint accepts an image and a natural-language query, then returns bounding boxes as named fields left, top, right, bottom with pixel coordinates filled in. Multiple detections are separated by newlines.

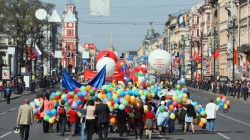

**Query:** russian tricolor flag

left=50, top=51, right=55, bottom=59
left=33, top=45, right=42, bottom=58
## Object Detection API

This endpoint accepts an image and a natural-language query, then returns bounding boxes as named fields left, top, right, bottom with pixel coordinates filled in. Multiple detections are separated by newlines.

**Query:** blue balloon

left=46, top=110, right=52, bottom=117
left=162, top=112, right=169, bottom=118
left=119, top=104, right=125, bottom=110
left=92, top=96, right=97, bottom=101
left=192, top=101, right=198, bottom=107
left=114, top=98, right=120, bottom=103
left=107, top=92, right=112, bottom=97
left=63, top=97, right=68, bottom=102
left=76, top=100, right=82, bottom=106
left=196, top=108, right=202, bottom=113
left=120, top=92, right=125, bottom=97
left=51, top=92, right=56, bottom=96
left=141, top=95, right=146, bottom=100
left=181, top=78, right=185, bottom=83
left=77, top=92, right=83, bottom=98
left=219, top=102, right=224, bottom=108
left=51, top=109, right=57, bottom=115
left=82, top=60, right=87, bottom=65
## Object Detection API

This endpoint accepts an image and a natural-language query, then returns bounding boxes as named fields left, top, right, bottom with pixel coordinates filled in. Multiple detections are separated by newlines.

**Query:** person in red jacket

left=67, top=107, right=78, bottom=136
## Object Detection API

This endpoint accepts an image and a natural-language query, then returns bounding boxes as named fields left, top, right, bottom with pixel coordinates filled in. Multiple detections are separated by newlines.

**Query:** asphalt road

left=0, top=87, right=250, bottom=140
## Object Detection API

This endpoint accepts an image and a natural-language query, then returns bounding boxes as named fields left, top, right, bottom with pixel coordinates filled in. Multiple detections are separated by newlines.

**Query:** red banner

left=83, top=70, right=124, bottom=82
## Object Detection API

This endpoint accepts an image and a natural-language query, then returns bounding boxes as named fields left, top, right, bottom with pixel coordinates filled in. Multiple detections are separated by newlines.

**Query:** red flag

left=27, top=45, right=33, bottom=60
left=194, top=51, right=200, bottom=61
left=246, top=54, right=249, bottom=66
left=214, top=48, right=219, bottom=59
left=234, top=50, right=238, bottom=65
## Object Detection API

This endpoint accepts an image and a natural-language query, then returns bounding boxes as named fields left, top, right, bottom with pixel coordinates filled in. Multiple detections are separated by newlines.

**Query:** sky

left=42, top=0, right=202, bottom=54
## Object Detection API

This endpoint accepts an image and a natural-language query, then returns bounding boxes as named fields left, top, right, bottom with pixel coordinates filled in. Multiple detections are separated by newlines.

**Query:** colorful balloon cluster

left=216, top=94, right=230, bottom=113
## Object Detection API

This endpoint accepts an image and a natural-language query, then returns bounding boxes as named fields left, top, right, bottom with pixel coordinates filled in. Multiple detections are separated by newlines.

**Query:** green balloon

left=182, top=81, right=186, bottom=86
left=56, top=91, right=62, bottom=96
left=151, top=93, right=156, bottom=98
left=176, top=90, right=180, bottom=95
left=80, top=86, right=86, bottom=92
left=170, top=82, right=173, bottom=85
left=65, top=102, right=69, bottom=107
left=177, top=98, right=182, bottom=103
left=50, top=96, right=54, bottom=100
left=151, top=85, right=155, bottom=90
left=200, top=111, right=206, bottom=116
left=216, top=97, right=221, bottom=103
left=129, top=113, right=134, bottom=118
left=160, top=106, right=165, bottom=113
left=144, top=91, right=148, bottom=97
left=122, top=100, right=129, bottom=106
left=114, top=103, right=119, bottom=109
left=176, top=85, right=181, bottom=90
left=69, top=92, right=75, bottom=96
left=107, top=96, right=113, bottom=101
left=44, top=115, right=50, bottom=121
left=89, top=89, right=95, bottom=96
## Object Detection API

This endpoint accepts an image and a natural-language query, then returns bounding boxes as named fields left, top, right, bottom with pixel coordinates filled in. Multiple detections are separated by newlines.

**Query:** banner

left=84, top=70, right=124, bottom=81
left=2, top=67, right=10, bottom=80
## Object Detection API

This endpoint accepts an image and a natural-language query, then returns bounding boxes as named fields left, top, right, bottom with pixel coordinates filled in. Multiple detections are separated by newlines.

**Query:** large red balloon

left=96, top=50, right=117, bottom=63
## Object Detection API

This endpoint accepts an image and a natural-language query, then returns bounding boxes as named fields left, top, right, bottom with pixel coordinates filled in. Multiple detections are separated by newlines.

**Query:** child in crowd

left=67, top=107, right=79, bottom=136
left=144, top=106, right=155, bottom=139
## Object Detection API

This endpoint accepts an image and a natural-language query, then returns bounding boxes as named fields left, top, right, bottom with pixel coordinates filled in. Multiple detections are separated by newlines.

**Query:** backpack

left=58, top=106, right=65, bottom=116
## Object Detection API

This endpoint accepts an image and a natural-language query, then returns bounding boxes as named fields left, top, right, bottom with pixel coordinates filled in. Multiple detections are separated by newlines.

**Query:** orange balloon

left=86, top=85, right=92, bottom=92
left=102, top=94, right=107, bottom=99
left=169, top=105, right=174, bottom=111
left=110, top=117, right=116, bottom=124
left=182, top=98, right=187, bottom=103
left=124, top=95, right=130, bottom=101
left=148, top=93, right=152, bottom=98
left=198, top=121, right=204, bottom=128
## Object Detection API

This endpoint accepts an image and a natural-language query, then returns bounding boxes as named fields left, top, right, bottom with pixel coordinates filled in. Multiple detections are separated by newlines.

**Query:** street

left=0, top=87, right=250, bottom=140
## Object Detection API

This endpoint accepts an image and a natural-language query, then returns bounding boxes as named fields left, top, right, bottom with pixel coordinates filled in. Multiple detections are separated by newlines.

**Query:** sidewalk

left=189, top=87, right=250, bottom=104
left=0, top=87, right=53, bottom=102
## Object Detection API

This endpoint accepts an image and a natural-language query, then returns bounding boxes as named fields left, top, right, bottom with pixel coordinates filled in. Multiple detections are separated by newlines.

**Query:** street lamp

left=212, top=26, right=218, bottom=80
left=190, top=34, right=194, bottom=79
left=232, top=16, right=237, bottom=82
left=200, top=31, right=203, bottom=80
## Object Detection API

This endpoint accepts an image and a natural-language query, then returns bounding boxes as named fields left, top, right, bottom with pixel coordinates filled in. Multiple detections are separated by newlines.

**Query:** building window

left=197, top=29, right=199, bottom=36
left=197, top=17, right=199, bottom=24
left=207, top=13, right=210, bottom=22
left=69, top=30, right=72, bottom=35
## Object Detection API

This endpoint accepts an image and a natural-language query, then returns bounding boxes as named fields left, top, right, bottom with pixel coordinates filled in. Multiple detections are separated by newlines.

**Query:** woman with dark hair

left=84, top=100, right=96, bottom=140
left=133, top=98, right=144, bottom=139
left=40, top=93, right=52, bottom=133
left=115, top=104, right=128, bottom=137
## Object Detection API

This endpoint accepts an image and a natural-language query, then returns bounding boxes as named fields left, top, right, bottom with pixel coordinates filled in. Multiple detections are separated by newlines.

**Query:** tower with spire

left=62, top=0, right=78, bottom=71
left=108, top=31, right=115, bottom=51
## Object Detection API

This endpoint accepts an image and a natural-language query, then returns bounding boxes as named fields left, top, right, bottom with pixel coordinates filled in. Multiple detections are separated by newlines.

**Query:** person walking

left=133, top=98, right=144, bottom=139
left=205, top=99, right=219, bottom=132
left=84, top=100, right=96, bottom=140
left=115, top=104, right=128, bottom=137
left=17, top=99, right=34, bottom=140
left=67, top=106, right=79, bottom=136
left=57, top=100, right=67, bottom=136
left=144, top=105, right=155, bottom=139
left=242, top=83, right=249, bottom=101
left=40, top=93, right=52, bottom=133
left=183, top=99, right=195, bottom=134
left=4, top=83, right=12, bottom=104
left=95, top=98, right=110, bottom=140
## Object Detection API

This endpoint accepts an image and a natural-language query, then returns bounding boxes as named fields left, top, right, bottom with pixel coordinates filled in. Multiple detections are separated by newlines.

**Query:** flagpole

left=200, top=31, right=203, bottom=80
left=213, top=26, right=216, bottom=81
left=232, top=18, right=236, bottom=82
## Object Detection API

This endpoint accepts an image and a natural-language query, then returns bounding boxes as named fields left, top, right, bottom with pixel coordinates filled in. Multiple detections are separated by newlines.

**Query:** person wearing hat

left=17, top=99, right=34, bottom=140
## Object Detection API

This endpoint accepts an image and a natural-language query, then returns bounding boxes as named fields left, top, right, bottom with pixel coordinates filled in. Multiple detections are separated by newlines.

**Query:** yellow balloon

left=169, top=113, right=176, bottom=119
left=131, top=96, right=135, bottom=101
left=98, top=94, right=102, bottom=99
left=183, top=93, right=187, bottom=98
left=128, top=82, right=132, bottom=85
left=87, top=95, right=92, bottom=100
left=113, top=94, right=118, bottom=99
left=49, top=118, right=54, bottom=124
left=172, top=95, right=178, bottom=102
left=223, top=104, right=228, bottom=109
left=132, top=87, right=137, bottom=90
left=193, top=118, right=198, bottom=124
left=226, top=100, right=230, bottom=105
left=78, top=112, right=82, bottom=117
left=139, top=90, right=144, bottom=95
left=201, top=118, right=207, bottom=124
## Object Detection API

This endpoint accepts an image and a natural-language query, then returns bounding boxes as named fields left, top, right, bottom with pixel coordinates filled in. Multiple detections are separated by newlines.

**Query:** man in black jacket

left=95, top=98, right=110, bottom=140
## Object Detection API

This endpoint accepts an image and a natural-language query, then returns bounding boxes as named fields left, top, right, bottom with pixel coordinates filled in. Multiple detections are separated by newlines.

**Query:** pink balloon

left=172, top=101, right=178, bottom=107
left=68, top=99, right=73, bottom=104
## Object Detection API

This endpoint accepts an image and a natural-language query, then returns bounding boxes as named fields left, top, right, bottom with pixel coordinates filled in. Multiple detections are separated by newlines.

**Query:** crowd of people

left=16, top=76, right=222, bottom=140
left=168, top=77, right=249, bottom=101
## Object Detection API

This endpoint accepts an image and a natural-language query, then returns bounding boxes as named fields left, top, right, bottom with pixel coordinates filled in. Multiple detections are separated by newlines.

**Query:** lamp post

left=182, top=35, right=185, bottom=78
left=213, top=26, right=217, bottom=80
left=232, top=16, right=236, bottom=82
left=190, top=34, right=193, bottom=79
left=200, top=31, right=203, bottom=80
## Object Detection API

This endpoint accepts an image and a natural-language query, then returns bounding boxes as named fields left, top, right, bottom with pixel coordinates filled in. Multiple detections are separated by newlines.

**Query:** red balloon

left=218, top=94, right=223, bottom=99
left=63, top=89, right=68, bottom=93
left=96, top=50, right=117, bottom=63
left=177, top=103, right=183, bottom=108
left=110, top=100, right=115, bottom=106
left=78, top=105, right=82, bottom=110
left=54, top=95, right=60, bottom=100
left=67, top=94, right=73, bottom=99
left=125, top=106, right=131, bottom=114
left=74, top=88, right=80, bottom=93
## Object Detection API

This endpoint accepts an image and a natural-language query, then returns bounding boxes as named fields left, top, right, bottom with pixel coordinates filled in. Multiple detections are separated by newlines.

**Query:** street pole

left=179, top=42, right=181, bottom=78
left=200, top=32, right=203, bottom=80
left=213, top=26, right=216, bottom=80
left=232, top=19, right=235, bottom=82
left=190, top=35, right=193, bottom=80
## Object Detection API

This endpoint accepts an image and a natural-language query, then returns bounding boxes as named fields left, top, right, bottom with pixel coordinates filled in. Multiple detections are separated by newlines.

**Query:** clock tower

left=62, top=2, right=78, bottom=73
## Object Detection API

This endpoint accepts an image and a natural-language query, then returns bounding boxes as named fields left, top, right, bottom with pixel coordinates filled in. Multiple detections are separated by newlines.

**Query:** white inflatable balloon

left=96, top=57, right=116, bottom=77
left=148, top=49, right=171, bottom=73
